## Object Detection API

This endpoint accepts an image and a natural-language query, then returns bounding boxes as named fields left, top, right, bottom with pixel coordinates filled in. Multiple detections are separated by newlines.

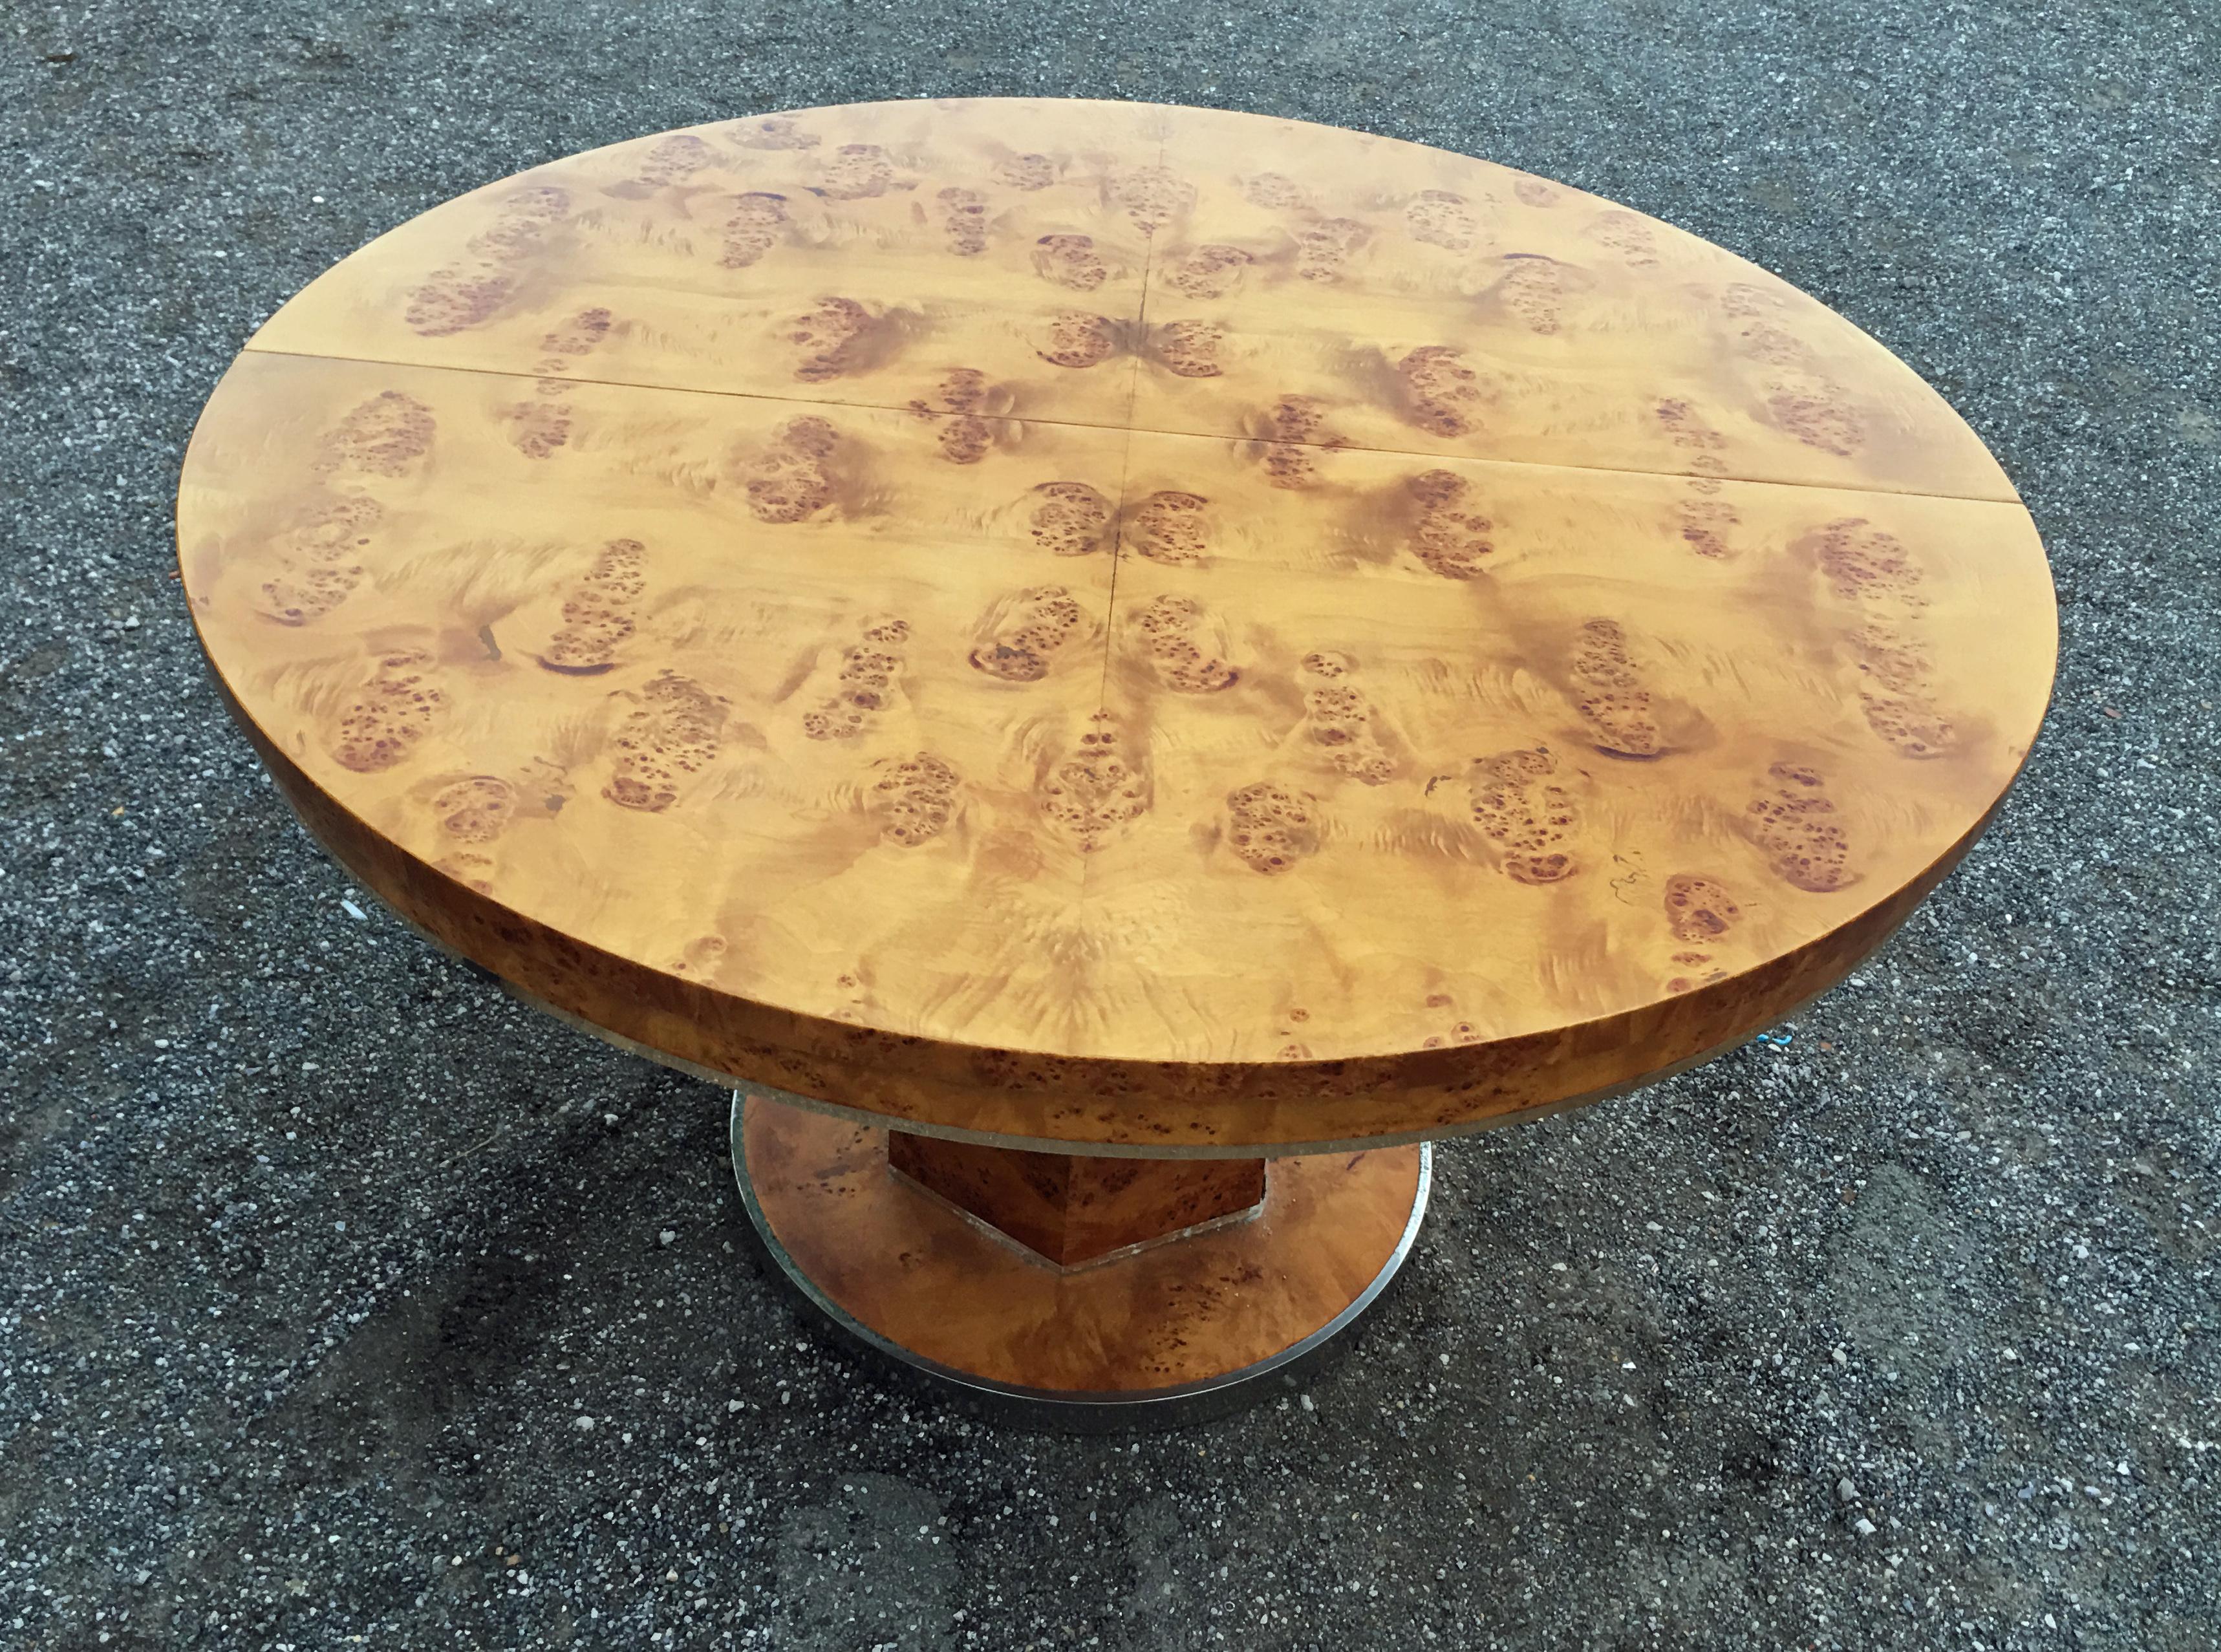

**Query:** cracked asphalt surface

left=3, top=1, right=2217, bottom=1647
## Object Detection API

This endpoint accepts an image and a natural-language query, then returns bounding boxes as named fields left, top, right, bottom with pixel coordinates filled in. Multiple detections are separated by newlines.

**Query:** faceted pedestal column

left=732, top=1095, right=1429, bottom=1426
left=888, top=1131, right=1267, bottom=1268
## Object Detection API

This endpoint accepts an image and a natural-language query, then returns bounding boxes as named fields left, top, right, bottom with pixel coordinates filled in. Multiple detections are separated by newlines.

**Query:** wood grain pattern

left=251, top=100, right=1167, bottom=433
left=1128, top=107, right=2017, bottom=499
left=244, top=98, right=2015, bottom=500
left=888, top=1131, right=1265, bottom=1266
left=178, top=99, right=2057, bottom=1155
left=745, top=1099, right=1418, bottom=1393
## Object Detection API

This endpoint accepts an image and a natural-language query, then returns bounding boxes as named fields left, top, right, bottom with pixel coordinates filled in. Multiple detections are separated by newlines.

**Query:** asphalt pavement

left=3, top=1, right=2217, bottom=1647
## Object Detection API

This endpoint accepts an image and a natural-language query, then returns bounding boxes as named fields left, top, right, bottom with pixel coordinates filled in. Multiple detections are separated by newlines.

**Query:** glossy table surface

left=178, top=98, right=2056, bottom=1153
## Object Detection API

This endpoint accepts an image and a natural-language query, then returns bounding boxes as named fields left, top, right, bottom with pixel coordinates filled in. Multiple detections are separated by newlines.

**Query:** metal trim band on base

left=729, top=1096, right=1432, bottom=1432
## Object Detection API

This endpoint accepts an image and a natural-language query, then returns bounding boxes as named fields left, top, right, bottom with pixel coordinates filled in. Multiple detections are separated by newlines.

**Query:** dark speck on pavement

left=2, top=1, right=2216, bottom=1647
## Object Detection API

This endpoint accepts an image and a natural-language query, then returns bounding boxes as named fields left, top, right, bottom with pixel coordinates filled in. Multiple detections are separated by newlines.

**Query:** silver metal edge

left=729, top=1095, right=1433, bottom=1429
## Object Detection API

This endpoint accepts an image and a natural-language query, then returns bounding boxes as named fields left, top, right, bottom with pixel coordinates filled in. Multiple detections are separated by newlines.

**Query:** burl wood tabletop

left=177, top=98, right=2057, bottom=1155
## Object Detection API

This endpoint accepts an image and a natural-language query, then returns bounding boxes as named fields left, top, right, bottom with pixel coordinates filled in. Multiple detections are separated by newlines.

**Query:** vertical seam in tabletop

left=1079, top=120, right=1169, bottom=911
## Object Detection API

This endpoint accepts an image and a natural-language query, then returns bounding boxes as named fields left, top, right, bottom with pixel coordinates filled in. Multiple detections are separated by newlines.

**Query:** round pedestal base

left=731, top=1096, right=1430, bottom=1430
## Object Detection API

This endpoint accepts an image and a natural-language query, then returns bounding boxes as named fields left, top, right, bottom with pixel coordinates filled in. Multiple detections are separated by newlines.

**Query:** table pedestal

left=731, top=1096, right=1429, bottom=1428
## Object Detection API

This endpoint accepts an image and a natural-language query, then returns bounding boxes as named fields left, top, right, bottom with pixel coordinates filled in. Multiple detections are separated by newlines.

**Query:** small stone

left=658, top=1229, right=676, bottom=1247
left=1299, top=1393, right=1316, bottom=1412
left=572, top=1415, right=595, bottom=1430
left=726, top=1399, right=742, bottom=1413
left=339, top=898, right=367, bottom=920
left=1831, top=1347, right=1848, bottom=1366
left=1853, top=1516, right=1877, bottom=1538
left=1836, top=1477, right=1860, bottom=1505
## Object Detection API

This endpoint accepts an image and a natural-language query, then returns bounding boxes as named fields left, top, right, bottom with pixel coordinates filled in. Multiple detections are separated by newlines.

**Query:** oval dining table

left=177, top=97, right=2056, bottom=1424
